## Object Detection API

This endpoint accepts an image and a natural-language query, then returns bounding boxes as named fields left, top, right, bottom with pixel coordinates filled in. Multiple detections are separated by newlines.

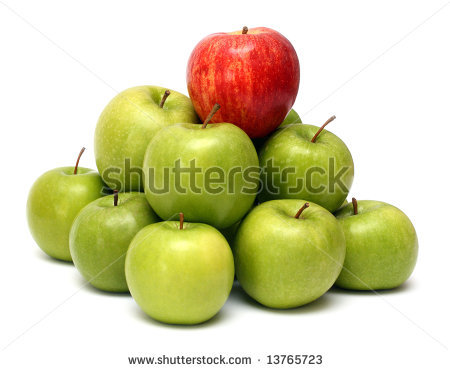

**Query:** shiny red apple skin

left=186, top=27, right=300, bottom=138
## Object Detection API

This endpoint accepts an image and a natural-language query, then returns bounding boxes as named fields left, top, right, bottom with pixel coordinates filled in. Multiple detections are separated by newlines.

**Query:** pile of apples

left=27, top=27, right=418, bottom=325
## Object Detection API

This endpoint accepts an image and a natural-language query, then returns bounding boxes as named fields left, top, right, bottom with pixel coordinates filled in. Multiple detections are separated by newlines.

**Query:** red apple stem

left=201, top=103, right=221, bottom=129
left=242, top=26, right=248, bottom=34
left=352, top=197, right=358, bottom=215
left=113, top=190, right=119, bottom=206
left=73, top=147, right=86, bottom=175
left=294, top=202, right=310, bottom=219
left=311, top=115, right=336, bottom=143
left=179, top=212, right=184, bottom=230
left=159, top=90, right=170, bottom=108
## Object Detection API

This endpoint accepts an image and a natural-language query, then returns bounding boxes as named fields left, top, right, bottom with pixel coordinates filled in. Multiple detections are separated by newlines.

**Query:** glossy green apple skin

left=125, top=221, right=234, bottom=325
left=143, top=122, right=259, bottom=229
left=258, top=124, right=354, bottom=213
left=27, top=167, right=106, bottom=262
left=94, top=86, right=199, bottom=192
left=234, top=199, right=346, bottom=309
left=252, top=108, right=301, bottom=151
left=334, top=200, right=418, bottom=290
left=69, top=192, right=159, bottom=292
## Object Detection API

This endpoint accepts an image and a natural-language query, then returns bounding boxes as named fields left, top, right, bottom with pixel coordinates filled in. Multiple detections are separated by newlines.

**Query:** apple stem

left=242, top=26, right=248, bottom=34
left=311, top=116, right=336, bottom=143
left=73, top=147, right=86, bottom=175
left=159, top=90, right=170, bottom=108
left=294, top=202, right=310, bottom=219
left=352, top=197, right=358, bottom=215
left=113, top=190, right=118, bottom=206
left=179, top=212, right=184, bottom=230
left=201, top=103, right=221, bottom=129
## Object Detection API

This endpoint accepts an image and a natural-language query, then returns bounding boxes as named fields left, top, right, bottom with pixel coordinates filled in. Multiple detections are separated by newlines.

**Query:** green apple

left=27, top=148, right=106, bottom=261
left=69, top=192, right=159, bottom=292
left=125, top=216, right=234, bottom=324
left=278, top=108, right=302, bottom=128
left=335, top=198, right=349, bottom=212
left=234, top=199, right=346, bottom=309
left=252, top=108, right=301, bottom=151
left=259, top=116, right=354, bottom=213
left=142, top=104, right=259, bottom=229
left=94, top=86, right=199, bottom=191
left=219, top=221, right=241, bottom=250
left=334, top=198, right=418, bottom=290
left=219, top=202, right=257, bottom=250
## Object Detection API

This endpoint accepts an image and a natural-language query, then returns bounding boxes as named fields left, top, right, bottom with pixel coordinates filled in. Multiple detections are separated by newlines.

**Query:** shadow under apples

left=73, top=273, right=131, bottom=298
left=34, top=249, right=73, bottom=266
left=129, top=303, right=229, bottom=329
left=328, top=279, right=416, bottom=296
left=229, top=282, right=338, bottom=314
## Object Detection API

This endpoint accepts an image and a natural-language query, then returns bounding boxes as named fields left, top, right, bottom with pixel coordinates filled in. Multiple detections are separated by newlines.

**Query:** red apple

left=186, top=27, right=300, bottom=138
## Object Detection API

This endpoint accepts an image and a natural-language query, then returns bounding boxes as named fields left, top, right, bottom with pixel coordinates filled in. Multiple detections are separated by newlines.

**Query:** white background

left=1, top=0, right=449, bottom=369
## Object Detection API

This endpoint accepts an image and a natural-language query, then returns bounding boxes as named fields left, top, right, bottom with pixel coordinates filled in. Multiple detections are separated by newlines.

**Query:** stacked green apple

left=26, top=28, right=418, bottom=326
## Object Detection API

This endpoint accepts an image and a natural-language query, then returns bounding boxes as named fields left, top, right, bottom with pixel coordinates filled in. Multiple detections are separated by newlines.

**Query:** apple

left=94, top=86, right=199, bottom=191
left=69, top=191, right=159, bottom=292
left=335, top=198, right=349, bottom=211
left=258, top=116, right=354, bottom=213
left=219, top=221, right=241, bottom=250
left=125, top=214, right=234, bottom=324
left=278, top=108, right=302, bottom=128
left=234, top=200, right=346, bottom=308
left=142, top=104, right=259, bottom=229
left=219, top=202, right=257, bottom=249
left=187, top=26, right=300, bottom=138
left=252, top=108, right=301, bottom=151
left=27, top=148, right=106, bottom=261
left=334, top=198, right=418, bottom=290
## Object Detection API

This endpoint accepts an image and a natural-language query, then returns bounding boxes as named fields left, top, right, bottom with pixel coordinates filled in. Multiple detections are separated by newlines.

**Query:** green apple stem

left=73, top=147, right=86, bottom=175
left=294, top=202, right=310, bottom=219
left=201, top=103, right=221, bottom=129
left=242, top=26, right=248, bottom=34
left=113, top=190, right=119, bottom=207
left=159, top=90, right=171, bottom=108
left=352, top=197, right=358, bottom=215
left=179, top=212, right=184, bottom=230
left=311, top=115, right=336, bottom=143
